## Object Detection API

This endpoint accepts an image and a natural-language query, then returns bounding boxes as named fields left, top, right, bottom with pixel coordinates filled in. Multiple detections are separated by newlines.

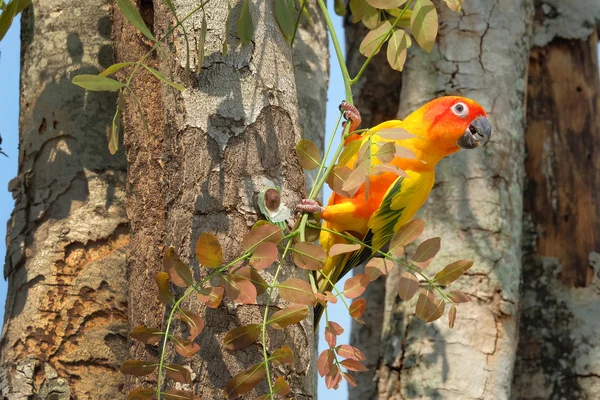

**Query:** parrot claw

left=339, top=100, right=361, bottom=134
left=296, top=199, right=324, bottom=214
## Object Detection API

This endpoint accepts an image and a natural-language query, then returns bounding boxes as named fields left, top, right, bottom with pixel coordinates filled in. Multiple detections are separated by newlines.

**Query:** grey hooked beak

left=457, top=117, right=492, bottom=149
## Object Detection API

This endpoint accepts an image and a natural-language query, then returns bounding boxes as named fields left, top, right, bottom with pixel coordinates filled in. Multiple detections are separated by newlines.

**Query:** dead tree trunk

left=349, top=1, right=535, bottom=399
left=0, top=1, right=129, bottom=398
left=112, top=1, right=324, bottom=397
left=512, top=2, right=600, bottom=397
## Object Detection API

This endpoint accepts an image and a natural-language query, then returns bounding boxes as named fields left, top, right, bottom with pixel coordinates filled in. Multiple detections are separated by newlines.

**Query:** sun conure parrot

left=297, top=96, right=492, bottom=327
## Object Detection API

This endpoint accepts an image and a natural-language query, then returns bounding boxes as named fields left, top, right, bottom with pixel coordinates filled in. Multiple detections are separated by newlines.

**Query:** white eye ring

left=451, top=102, right=469, bottom=117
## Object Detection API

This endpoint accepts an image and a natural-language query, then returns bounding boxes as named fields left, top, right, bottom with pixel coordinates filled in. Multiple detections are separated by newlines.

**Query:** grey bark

left=512, top=2, right=600, bottom=398
left=349, top=1, right=535, bottom=399
left=113, top=1, right=324, bottom=398
left=0, top=1, right=129, bottom=399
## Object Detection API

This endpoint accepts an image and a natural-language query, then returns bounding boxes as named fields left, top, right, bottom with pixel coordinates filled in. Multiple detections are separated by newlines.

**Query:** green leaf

left=367, top=0, right=407, bottom=8
left=15, top=0, right=31, bottom=14
left=140, top=64, right=185, bottom=91
left=359, top=20, right=392, bottom=57
left=334, top=0, right=347, bottom=16
left=0, top=0, right=17, bottom=42
left=275, top=0, right=296, bottom=43
left=296, top=139, right=321, bottom=170
left=433, top=259, right=474, bottom=285
left=72, top=75, right=124, bottom=92
left=115, top=0, right=156, bottom=42
left=223, top=2, right=232, bottom=55
left=237, top=0, right=254, bottom=46
left=99, top=62, right=135, bottom=77
left=387, top=28, right=410, bottom=71
left=443, top=0, right=464, bottom=12
left=361, top=5, right=380, bottom=30
left=349, top=0, right=369, bottom=23
left=197, top=14, right=207, bottom=73
left=411, top=0, right=438, bottom=52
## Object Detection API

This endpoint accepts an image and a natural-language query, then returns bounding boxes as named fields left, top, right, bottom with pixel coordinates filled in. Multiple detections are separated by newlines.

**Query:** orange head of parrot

left=402, top=96, right=492, bottom=161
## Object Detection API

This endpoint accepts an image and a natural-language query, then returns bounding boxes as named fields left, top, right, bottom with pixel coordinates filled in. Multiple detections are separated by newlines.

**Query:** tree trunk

left=112, top=1, right=323, bottom=398
left=512, top=2, right=600, bottom=397
left=0, top=1, right=129, bottom=399
left=349, top=1, right=535, bottom=399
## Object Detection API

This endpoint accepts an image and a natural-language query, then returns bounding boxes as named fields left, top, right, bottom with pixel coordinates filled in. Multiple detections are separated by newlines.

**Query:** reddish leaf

left=177, top=309, right=205, bottom=341
left=412, top=237, right=441, bottom=268
left=325, top=327, right=337, bottom=348
left=130, top=325, right=163, bottom=346
left=278, top=278, right=316, bottom=306
left=127, top=388, right=155, bottom=400
left=197, top=285, right=224, bottom=308
left=164, top=247, right=193, bottom=287
left=325, top=364, right=342, bottom=389
left=449, top=304, right=457, bottom=329
left=342, top=371, right=357, bottom=387
left=365, top=258, right=395, bottom=281
left=120, top=360, right=157, bottom=376
left=349, top=298, right=367, bottom=319
left=296, top=138, right=321, bottom=170
left=433, top=259, right=474, bottom=285
left=273, top=376, right=290, bottom=396
left=156, top=271, right=174, bottom=305
left=398, top=272, right=419, bottom=301
left=249, top=242, right=278, bottom=269
left=335, top=345, right=366, bottom=361
left=165, top=364, right=192, bottom=384
left=340, top=359, right=368, bottom=371
left=415, top=288, right=445, bottom=322
left=268, top=305, right=309, bottom=329
left=163, top=390, right=195, bottom=400
left=242, top=223, right=282, bottom=252
left=221, top=274, right=257, bottom=304
left=448, top=289, right=471, bottom=303
left=171, top=336, right=201, bottom=357
left=327, top=321, right=344, bottom=335
left=317, top=349, right=334, bottom=377
left=224, top=363, right=266, bottom=399
left=235, top=266, right=269, bottom=296
left=343, top=273, right=369, bottom=299
left=292, top=242, right=326, bottom=271
left=329, top=243, right=361, bottom=257
left=271, top=345, right=294, bottom=366
left=195, top=232, right=223, bottom=268
left=328, top=165, right=352, bottom=197
left=391, top=220, right=425, bottom=248
left=223, top=324, right=261, bottom=350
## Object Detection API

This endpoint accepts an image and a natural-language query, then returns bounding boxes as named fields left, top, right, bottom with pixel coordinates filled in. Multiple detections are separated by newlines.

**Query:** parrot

left=297, top=96, right=492, bottom=327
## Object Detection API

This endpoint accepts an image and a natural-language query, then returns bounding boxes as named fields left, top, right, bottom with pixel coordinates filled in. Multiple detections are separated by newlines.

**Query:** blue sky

left=0, top=4, right=350, bottom=398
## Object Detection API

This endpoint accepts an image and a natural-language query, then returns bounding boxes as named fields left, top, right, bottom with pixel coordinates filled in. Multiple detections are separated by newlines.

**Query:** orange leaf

left=165, top=364, right=192, bottom=384
left=120, top=360, right=157, bottom=376
left=325, top=364, right=342, bottom=389
left=415, top=288, right=445, bottom=322
left=449, top=304, right=457, bottom=329
left=278, top=278, right=316, bottom=306
left=433, top=260, right=473, bottom=285
left=235, top=266, right=269, bottom=296
left=195, top=232, right=223, bottom=268
left=221, top=274, right=257, bottom=304
left=391, top=220, right=425, bottom=248
left=197, top=285, right=224, bottom=308
left=155, top=271, right=174, bottom=305
left=329, top=243, right=361, bottom=257
left=273, top=376, right=290, bottom=396
left=268, top=305, right=309, bottom=329
left=127, top=388, right=155, bottom=400
left=327, top=321, right=344, bottom=335
left=163, top=390, right=195, bottom=400
left=223, top=324, right=261, bottom=350
left=412, top=237, right=441, bottom=268
left=164, top=247, right=193, bottom=287
left=224, top=363, right=266, bottom=399
left=343, top=159, right=370, bottom=193
left=291, top=242, right=326, bottom=271
left=349, top=298, right=367, bottom=319
left=340, top=359, right=368, bottom=371
left=171, top=336, right=201, bottom=357
left=343, top=273, right=369, bottom=299
left=447, top=289, right=471, bottom=303
left=271, top=345, right=294, bottom=366
left=242, top=223, right=282, bottom=252
left=398, top=272, right=419, bottom=301
left=177, top=309, right=205, bottom=341
left=375, top=141, right=395, bottom=163
left=249, top=242, right=278, bottom=269
left=130, top=325, right=163, bottom=346
left=335, top=344, right=365, bottom=361
left=342, top=371, right=357, bottom=387
left=317, top=349, right=334, bottom=377
left=365, top=258, right=395, bottom=281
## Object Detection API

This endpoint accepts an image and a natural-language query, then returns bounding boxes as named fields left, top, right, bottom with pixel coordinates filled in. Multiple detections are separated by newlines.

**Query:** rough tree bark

left=112, top=1, right=325, bottom=398
left=512, top=2, right=600, bottom=398
left=349, top=1, right=534, bottom=399
left=0, top=1, right=129, bottom=399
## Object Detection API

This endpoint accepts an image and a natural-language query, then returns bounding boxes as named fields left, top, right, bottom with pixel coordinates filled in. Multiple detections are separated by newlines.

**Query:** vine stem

left=308, top=223, right=456, bottom=305
left=156, top=253, right=249, bottom=399
left=261, top=239, right=293, bottom=396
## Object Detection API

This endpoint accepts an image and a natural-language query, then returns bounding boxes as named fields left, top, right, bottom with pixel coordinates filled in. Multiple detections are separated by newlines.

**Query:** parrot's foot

left=339, top=100, right=361, bottom=133
left=296, top=199, right=325, bottom=214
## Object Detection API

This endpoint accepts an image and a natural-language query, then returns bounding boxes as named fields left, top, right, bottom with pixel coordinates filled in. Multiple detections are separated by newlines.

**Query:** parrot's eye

left=452, top=102, right=469, bottom=117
